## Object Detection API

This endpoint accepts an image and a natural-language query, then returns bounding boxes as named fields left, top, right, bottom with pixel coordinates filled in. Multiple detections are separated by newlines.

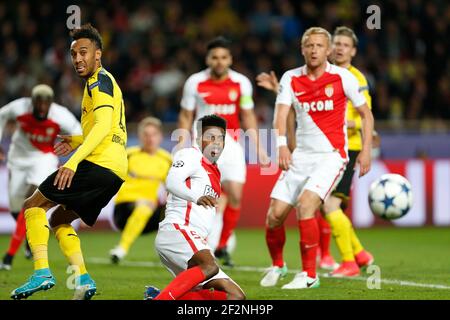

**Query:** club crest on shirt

left=46, top=127, right=55, bottom=136
left=204, top=185, right=219, bottom=198
left=325, top=84, right=334, bottom=97
left=172, top=160, right=184, bottom=168
left=228, top=89, right=238, bottom=102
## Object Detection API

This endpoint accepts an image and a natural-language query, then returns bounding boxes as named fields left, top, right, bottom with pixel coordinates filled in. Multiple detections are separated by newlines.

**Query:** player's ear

left=351, top=47, right=357, bottom=58
left=95, top=48, right=102, bottom=61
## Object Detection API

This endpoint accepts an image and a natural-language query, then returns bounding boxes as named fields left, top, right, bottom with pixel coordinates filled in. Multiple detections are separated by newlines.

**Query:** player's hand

left=256, top=71, right=279, bottom=94
left=54, top=135, right=74, bottom=156
left=197, top=196, right=218, bottom=208
left=53, top=166, right=75, bottom=190
left=258, top=150, right=271, bottom=168
left=0, top=146, right=5, bottom=162
left=278, top=146, right=292, bottom=171
left=356, top=149, right=371, bottom=177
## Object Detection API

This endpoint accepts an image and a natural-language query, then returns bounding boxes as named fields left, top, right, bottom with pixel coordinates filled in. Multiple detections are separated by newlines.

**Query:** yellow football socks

left=325, top=209, right=354, bottom=262
left=350, top=225, right=364, bottom=255
left=24, top=207, right=50, bottom=270
left=54, top=224, right=87, bottom=275
left=119, top=205, right=153, bottom=253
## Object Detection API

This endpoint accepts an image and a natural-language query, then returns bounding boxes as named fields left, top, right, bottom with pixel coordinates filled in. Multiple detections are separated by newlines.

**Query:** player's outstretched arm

left=355, top=104, right=374, bottom=177
left=176, top=108, right=194, bottom=149
left=165, top=151, right=201, bottom=204
left=256, top=71, right=279, bottom=94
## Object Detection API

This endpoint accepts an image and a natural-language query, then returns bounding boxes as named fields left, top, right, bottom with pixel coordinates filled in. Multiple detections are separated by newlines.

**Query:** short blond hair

left=333, top=26, right=358, bottom=47
left=301, top=27, right=332, bottom=47
left=138, top=117, right=162, bottom=135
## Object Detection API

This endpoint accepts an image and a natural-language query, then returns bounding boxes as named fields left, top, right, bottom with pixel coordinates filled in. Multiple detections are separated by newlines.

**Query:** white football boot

left=282, top=271, right=320, bottom=289
left=109, top=246, right=127, bottom=264
left=260, top=264, right=288, bottom=287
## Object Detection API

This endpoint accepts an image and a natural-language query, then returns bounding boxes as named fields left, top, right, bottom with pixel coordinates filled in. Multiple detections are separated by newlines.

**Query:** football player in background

left=177, top=36, right=269, bottom=267
left=146, top=114, right=245, bottom=300
left=0, top=84, right=81, bottom=270
left=260, top=27, right=373, bottom=289
left=110, top=117, right=171, bottom=263
left=256, top=26, right=376, bottom=279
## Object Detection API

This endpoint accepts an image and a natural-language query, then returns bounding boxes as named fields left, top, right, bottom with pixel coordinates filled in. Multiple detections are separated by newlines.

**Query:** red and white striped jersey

left=0, top=98, right=81, bottom=165
left=276, top=62, right=366, bottom=160
left=180, top=68, right=254, bottom=140
left=162, top=147, right=221, bottom=237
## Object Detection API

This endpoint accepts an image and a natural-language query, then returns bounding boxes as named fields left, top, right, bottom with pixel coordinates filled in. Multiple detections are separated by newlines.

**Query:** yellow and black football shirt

left=65, top=67, right=128, bottom=180
left=115, top=147, right=172, bottom=204
left=346, top=65, right=372, bottom=151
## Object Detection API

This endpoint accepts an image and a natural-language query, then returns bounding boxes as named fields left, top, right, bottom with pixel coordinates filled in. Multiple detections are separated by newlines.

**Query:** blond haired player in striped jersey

left=256, top=26, right=376, bottom=286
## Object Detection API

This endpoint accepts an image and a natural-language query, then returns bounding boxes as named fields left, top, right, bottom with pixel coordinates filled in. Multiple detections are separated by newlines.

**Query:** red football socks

left=217, top=205, right=240, bottom=249
left=265, top=225, right=286, bottom=268
left=317, top=214, right=332, bottom=257
left=179, top=289, right=227, bottom=300
left=298, top=218, right=319, bottom=278
left=7, top=209, right=27, bottom=256
left=155, top=266, right=206, bottom=300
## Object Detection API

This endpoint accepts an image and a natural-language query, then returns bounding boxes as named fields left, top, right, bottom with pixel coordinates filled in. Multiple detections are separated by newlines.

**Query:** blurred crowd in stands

left=0, top=0, right=449, bottom=127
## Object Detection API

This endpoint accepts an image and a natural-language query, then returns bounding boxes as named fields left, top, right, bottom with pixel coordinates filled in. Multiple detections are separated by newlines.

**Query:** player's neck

left=142, top=146, right=158, bottom=155
left=336, top=61, right=351, bottom=69
left=85, top=63, right=102, bottom=80
left=209, top=70, right=229, bottom=81
left=306, top=62, right=327, bottom=80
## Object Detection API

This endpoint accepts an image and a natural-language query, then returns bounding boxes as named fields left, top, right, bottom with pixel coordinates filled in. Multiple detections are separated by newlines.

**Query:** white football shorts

left=7, top=153, right=59, bottom=212
left=155, top=223, right=230, bottom=285
left=270, top=149, right=347, bottom=206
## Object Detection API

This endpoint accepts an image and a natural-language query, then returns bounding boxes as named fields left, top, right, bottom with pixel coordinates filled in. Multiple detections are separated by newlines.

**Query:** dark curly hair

left=70, top=23, right=103, bottom=50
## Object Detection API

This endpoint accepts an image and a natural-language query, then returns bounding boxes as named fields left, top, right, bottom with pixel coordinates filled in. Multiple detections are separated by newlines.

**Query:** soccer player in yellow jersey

left=109, top=117, right=172, bottom=263
left=323, top=26, right=374, bottom=277
left=255, top=26, right=375, bottom=282
left=11, top=24, right=128, bottom=300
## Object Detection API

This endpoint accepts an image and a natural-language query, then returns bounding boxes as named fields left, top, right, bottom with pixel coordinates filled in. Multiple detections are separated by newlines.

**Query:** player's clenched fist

left=197, top=195, right=218, bottom=208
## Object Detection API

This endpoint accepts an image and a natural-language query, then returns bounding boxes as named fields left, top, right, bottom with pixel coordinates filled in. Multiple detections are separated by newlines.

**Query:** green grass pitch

left=1, top=227, right=450, bottom=300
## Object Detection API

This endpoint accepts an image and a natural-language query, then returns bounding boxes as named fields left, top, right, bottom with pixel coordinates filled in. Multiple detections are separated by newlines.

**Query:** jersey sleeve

left=341, top=69, right=366, bottom=108
left=63, top=106, right=113, bottom=172
left=54, top=104, right=82, bottom=136
left=0, top=98, right=28, bottom=141
left=275, top=72, right=294, bottom=106
left=180, top=75, right=197, bottom=111
left=165, top=148, right=201, bottom=203
left=89, top=73, right=115, bottom=110
left=239, top=76, right=254, bottom=110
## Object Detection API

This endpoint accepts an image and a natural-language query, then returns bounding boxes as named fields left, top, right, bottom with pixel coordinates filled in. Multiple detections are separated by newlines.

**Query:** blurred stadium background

left=0, top=0, right=449, bottom=233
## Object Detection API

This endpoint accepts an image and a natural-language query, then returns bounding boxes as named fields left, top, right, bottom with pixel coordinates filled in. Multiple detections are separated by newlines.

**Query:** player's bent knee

left=201, top=262, right=220, bottom=279
left=227, top=288, right=246, bottom=300
left=266, top=213, right=282, bottom=229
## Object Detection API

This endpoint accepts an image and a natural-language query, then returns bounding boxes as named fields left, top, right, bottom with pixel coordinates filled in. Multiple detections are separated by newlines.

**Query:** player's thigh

left=296, top=189, right=323, bottom=220
left=23, top=189, right=57, bottom=212
left=303, top=153, right=347, bottom=202
left=112, top=202, right=134, bottom=231
left=322, top=194, right=343, bottom=214
left=8, top=166, right=29, bottom=213
left=28, top=154, right=59, bottom=187
left=221, top=180, right=243, bottom=207
left=48, top=206, right=80, bottom=228
left=217, top=137, right=246, bottom=185
left=203, top=276, right=245, bottom=300
left=155, top=224, right=212, bottom=276
left=329, top=150, right=359, bottom=211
